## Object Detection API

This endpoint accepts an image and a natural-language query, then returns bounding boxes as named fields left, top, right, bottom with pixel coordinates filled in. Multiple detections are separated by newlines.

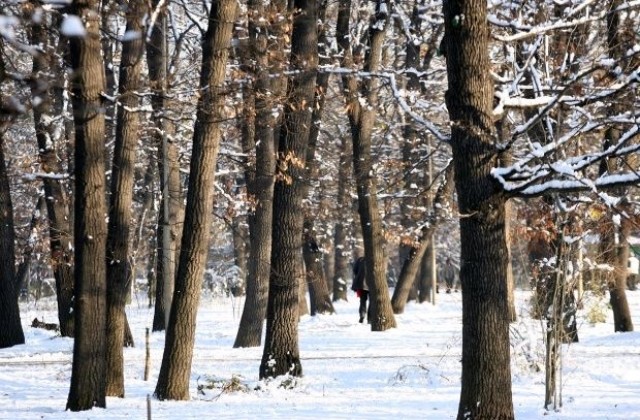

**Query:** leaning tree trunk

left=301, top=5, right=334, bottom=315
left=0, top=125, right=25, bottom=349
left=398, top=0, right=428, bottom=299
left=232, top=0, right=284, bottom=348
left=65, top=0, right=109, bottom=410
left=27, top=12, right=75, bottom=338
left=391, top=164, right=454, bottom=314
left=337, top=0, right=396, bottom=331
left=153, top=0, right=237, bottom=400
left=442, top=0, right=514, bottom=417
left=105, top=0, right=146, bottom=397
left=259, top=0, right=318, bottom=379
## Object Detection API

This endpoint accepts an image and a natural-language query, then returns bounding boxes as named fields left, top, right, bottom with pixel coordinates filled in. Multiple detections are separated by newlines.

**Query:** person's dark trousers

left=359, top=290, right=369, bottom=323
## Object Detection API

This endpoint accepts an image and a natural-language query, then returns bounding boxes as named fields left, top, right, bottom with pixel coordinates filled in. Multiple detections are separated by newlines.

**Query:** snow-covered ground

left=1, top=289, right=639, bottom=419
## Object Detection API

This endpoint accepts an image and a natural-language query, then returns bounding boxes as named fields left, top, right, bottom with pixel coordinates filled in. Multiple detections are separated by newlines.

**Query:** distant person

left=351, top=256, right=370, bottom=323
left=443, top=258, right=457, bottom=293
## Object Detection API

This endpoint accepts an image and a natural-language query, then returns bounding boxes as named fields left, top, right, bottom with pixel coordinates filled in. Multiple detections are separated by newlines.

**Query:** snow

left=0, top=15, right=19, bottom=40
left=60, top=15, right=86, bottom=37
left=121, top=30, right=141, bottom=41
left=1, top=290, right=640, bottom=419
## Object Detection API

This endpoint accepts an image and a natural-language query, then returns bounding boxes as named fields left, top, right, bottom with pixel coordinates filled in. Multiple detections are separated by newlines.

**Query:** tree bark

left=27, top=8, right=75, bottom=337
left=105, top=0, right=146, bottom=397
left=392, top=164, right=454, bottom=314
left=331, top=133, right=352, bottom=302
left=146, top=1, right=184, bottom=332
left=398, top=0, right=427, bottom=296
left=610, top=219, right=634, bottom=332
left=259, top=0, right=318, bottom=379
left=66, top=0, right=108, bottom=410
left=0, top=123, right=25, bottom=349
left=301, top=4, right=334, bottom=315
left=600, top=0, right=634, bottom=333
left=153, top=0, right=237, bottom=400
left=303, top=222, right=335, bottom=315
left=442, top=0, right=514, bottom=417
left=337, top=0, right=397, bottom=331
left=230, top=207, right=247, bottom=296
left=233, top=0, right=285, bottom=348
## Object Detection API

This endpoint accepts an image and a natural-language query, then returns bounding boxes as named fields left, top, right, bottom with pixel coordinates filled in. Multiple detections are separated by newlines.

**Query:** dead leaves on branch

left=275, top=151, right=305, bottom=185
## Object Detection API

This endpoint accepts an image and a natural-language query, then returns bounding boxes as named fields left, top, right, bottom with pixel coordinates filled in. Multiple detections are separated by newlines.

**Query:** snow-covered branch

left=490, top=0, right=640, bottom=42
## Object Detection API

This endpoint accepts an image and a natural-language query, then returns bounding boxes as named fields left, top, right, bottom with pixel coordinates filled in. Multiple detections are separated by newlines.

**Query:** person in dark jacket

left=443, top=258, right=457, bottom=293
left=351, top=256, right=370, bottom=323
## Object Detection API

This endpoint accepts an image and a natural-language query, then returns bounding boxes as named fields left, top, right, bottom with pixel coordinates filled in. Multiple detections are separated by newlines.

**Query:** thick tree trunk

left=0, top=129, right=25, bottom=349
left=66, top=0, right=109, bottom=410
left=601, top=217, right=634, bottom=332
left=442, top=0, right=514, bottom=418
left=105, top=0, right=146, bottom=397
left=233, top=0, right=284, bottom=348
left=259, top=0, right=318, bottom=379
left=600, top=0, right=634, bottom=333
left=154, top=0, right=236, bottom=400
left=610, top=221, right=634, bottom=332
left=352, top=9, right=396, bottom=331
left=27, top=12, right=75, bottom=338
left=337, top=0, right=396, bottom=332
left=303, top=224, right=335, bottom=315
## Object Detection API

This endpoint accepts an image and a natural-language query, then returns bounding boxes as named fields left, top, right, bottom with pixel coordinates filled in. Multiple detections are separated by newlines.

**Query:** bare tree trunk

left=132, top=154, right=157, bottom=304
left=337, top=0, right=396, bottom=332
left=66, top=0, right=108, bottom=410
left=105, top=0, right=146, bottom=397
left=442, top=0, right=514, bottom=417
left=233, top=0, right=285, bottom=348
left=600, top=0, right=634, bottom=333
left=601, top=217, right=634, bottom=332
left=303, top=223, right=335, bottom=315
left=301, top=4, right=334, bottom=315
left=230, top=210, right=247, bottom=296
left=392, top=165, right=453, bottom=314
left=418, top=242, right=436, bottom=303
left=259, top=0, right=318, bottom=379
left=506, top=201, right=517, bottom=322
left=610, top=220, right=634, bottom=332
left=398, top=0, right=427, bottom=299
left=153, top=0, right=236, bottom=400
left=331, top=134, right=352, bottom=302
left=298, top=258, right=309, bottom=317
left=27, top=11, right=75, bottom=337
left=146, top=1, right=184, bottom=332
left=15, top=196, right=46, bottom=294
left=0, top=119, right=25, bottom=349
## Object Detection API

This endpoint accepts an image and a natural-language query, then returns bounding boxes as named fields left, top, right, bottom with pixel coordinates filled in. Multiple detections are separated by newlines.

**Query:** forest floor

left=1, top=287, right=639, bottom=419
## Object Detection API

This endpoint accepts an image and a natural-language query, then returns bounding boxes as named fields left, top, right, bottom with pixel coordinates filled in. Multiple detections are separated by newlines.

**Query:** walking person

left=443, top=257, right=457, bottom=293
left=351, top=256, right=370, bottom=323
